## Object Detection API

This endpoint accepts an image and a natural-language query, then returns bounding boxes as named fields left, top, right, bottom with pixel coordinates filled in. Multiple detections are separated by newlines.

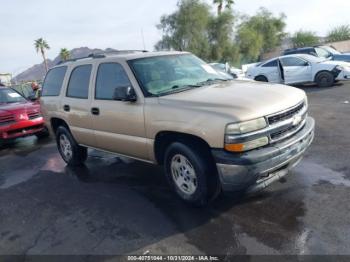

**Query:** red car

left=0, top=87, right=48, bottom=143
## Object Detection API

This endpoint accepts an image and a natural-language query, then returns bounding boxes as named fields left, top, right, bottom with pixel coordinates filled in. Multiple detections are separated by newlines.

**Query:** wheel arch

left=314, top=70, right=335, bottom=82
left=50, top=117, right=71, bottom=135
left=154, top=131, right=213, bottom=165
left=254, top=74, right=269, bottom=82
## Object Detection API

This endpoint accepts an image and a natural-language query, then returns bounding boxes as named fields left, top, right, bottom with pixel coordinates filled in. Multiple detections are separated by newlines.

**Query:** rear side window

left=95, top=63, right=131, bottom=100
left=262, top=59, right=277, bottom=67
left=66, top=65, right=92, bottom=99
left=42, top=66, right=67, bottom=96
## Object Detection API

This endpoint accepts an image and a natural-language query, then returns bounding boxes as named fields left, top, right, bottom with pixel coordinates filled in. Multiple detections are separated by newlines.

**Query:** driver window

left=95, top=63, right=131, bottom=100
left=281, top=57, right=308, bottom=67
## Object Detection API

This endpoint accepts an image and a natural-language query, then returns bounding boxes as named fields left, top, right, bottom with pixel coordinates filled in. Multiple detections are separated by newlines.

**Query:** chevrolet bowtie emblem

left=292, top=115, right=302, bottom=126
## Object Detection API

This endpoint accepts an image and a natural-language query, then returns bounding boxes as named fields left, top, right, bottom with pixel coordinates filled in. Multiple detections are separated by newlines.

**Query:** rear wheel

left=56, top=126, right=87, bottom=166
left=255, top=75, right=268, bottom=82
left=164, top=142, right=220, bottom=206
left=315, top=71, right=334, bottom=87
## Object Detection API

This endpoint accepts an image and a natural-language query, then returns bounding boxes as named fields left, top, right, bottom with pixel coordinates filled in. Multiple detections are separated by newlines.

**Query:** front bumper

left=212, top=117, right=315, bottom=192
left=0, top=117, right=45, bottom=140
left=336, top=70, right=350, bottom=80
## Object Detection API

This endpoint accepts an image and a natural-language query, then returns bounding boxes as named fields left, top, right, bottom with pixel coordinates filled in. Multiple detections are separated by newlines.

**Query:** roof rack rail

left=57, top=56, right=92, bottom=65
left=57, top=50, right=148, bottom=65
left=88, top=50, right=149, bottom=58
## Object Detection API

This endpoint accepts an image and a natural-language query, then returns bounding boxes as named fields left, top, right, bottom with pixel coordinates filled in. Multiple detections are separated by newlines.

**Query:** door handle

left=63, top=105, right=70, bottom=112
left=91, top=107, right=100, bottom=115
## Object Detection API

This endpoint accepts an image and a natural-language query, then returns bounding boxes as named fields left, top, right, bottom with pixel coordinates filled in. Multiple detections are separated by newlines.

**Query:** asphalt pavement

left=0, top=82, right=350, bottom=256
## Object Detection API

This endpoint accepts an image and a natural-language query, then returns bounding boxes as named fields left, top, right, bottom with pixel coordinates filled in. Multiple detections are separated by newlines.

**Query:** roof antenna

left=141, top=28, right=146, bottom=50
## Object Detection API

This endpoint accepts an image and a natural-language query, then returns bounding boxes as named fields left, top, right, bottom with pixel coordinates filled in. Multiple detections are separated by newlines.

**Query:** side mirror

left=113, top=86, right=137, bottom=102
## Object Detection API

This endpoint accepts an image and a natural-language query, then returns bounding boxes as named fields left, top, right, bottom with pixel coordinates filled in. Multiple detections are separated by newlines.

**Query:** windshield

left=0, top=88, right=26, bottom=104
left=129, top=54, right=232, bottom=96
left=320, top=46, right=341, bottom=55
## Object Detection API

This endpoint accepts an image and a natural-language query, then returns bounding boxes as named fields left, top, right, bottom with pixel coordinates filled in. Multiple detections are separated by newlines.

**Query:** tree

left=60, top=48, right=71, bottom=61
left=155, top=0, right=211, bottom=59
left=213, top=0, right=234, bottom=16
left=208, top=11, right=239, bottom=63
left=236, top=8, right=286, bottom=63
left=34, top=38, right=50, bottom=72
left=327, top=25, right=350, bottom=42
left=291, top=30, right=319, bottom=47
left=237, top=26, right=263, bottom=63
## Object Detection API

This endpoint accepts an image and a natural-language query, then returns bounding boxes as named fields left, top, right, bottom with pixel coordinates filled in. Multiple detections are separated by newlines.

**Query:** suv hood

left=158, top=80, right=306, bottom=122
left=0, top=101, right=40, bottom=116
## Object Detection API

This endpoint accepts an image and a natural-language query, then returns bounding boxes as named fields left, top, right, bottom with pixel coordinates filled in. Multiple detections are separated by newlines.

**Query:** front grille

left=27, top=111, right=42, bottom=120
left=0, top=115, right=15, bottom=126
left=268, top=101, right=307, bottom=143
left=270, top=125, right=300, bottom=140
left=268, top=102, right=305, bottom=125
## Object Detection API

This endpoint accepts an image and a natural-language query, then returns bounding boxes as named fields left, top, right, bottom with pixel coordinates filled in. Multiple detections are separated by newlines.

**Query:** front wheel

left=164, top=142, right=220, bottom=206
left=315, top=71, right=334, bottom=87
left=56, top=126, right=87, bottom=166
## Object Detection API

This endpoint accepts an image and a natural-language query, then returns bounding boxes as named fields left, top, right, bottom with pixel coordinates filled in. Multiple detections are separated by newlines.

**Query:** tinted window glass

left=262, top=59, right=277, bottom=67
left=281, top=57, right=307, bottom=67
left=96, top=63, right=131, bottom=100
left=66, top=65, right=92, bottom=99
left=42, top=66, right=67, bottom=96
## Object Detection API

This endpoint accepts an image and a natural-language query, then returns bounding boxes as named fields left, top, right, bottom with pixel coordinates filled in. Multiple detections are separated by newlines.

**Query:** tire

left=315, top=71, right=334, bottom=88
left=35, top=126, right=50, bottom=139
left=255, top=75, right=268, bottom=82
left=56, top=126, right=87, bottom=166
left=164, top=142, right=220, bottom=207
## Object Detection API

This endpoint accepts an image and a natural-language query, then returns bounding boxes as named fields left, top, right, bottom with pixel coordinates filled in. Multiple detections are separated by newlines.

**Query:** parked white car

left=246, top=54, right=350, bottom=87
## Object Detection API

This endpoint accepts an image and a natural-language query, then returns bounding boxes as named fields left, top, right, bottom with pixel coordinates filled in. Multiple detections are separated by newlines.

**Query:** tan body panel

left=41, top=51, right=306, bottom=164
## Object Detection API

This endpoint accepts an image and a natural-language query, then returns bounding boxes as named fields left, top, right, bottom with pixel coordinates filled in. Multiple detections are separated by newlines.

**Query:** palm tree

left=34, top=38, right=50, bottom=72
left=213, top=0, right=234, bottom=15
left=60, top=48, right=71, bottom=61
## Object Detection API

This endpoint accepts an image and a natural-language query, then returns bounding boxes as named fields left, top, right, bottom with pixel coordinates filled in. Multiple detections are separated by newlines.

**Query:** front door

left=280, top=57, right=312, bottom=84
left=91, top=62, right=148, bottom=160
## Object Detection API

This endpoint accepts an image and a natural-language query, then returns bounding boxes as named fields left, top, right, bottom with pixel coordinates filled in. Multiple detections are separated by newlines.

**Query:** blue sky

left=1, top=0, right=349, bottom=75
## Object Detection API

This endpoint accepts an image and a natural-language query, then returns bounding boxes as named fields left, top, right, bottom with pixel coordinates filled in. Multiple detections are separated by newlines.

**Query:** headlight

left=336, top=65, right=345, bottom=71
left=225, top=137, right=269, bottom=152
left=225, top=118, right=268, bottom=152
left=226, top=118, right=267, bottom=135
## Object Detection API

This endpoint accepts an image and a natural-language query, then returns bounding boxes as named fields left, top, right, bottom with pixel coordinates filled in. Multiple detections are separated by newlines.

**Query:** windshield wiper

left=157, top=84, right=201, bottom=96
left=196, top=78, right=230, bottom=86
left=172, top=84, right=201, bottom=89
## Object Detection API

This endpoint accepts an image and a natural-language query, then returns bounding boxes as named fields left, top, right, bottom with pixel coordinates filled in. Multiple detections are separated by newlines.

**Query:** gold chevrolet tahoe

left=40, top=51, right=314, bottom=206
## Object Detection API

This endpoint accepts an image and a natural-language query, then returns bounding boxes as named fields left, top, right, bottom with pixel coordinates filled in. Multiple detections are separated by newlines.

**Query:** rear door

left=260, top=59, right=281, bottom=83
left=62, top=64, right=95, bottom=146
left=280, top=57, right=312, bottom=84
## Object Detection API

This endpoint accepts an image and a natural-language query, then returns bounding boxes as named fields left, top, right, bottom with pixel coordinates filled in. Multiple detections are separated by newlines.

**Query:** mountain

left=14, top=47, right=115, bottom=82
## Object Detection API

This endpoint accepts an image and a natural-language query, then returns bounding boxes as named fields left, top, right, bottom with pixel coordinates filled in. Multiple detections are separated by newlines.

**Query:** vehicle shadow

left=0, top=145, right=306, bottom=255
left=57, top=151, right=306, bottom=255
left=0, top=136, right=52, bottom=156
